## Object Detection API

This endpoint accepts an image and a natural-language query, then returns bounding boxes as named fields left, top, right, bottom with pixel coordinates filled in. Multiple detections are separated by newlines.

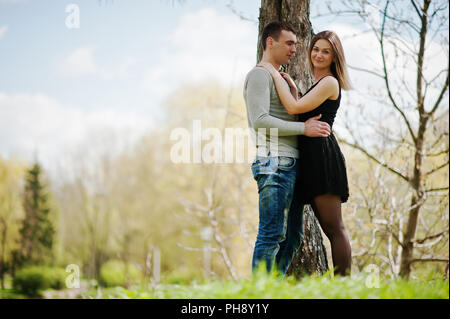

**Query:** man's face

left=269, top=30, right=297, bottom=65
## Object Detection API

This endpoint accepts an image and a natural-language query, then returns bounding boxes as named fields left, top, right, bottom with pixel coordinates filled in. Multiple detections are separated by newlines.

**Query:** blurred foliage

left=0, top=157, right=26, bottom=282
left=17, top=162, right=56, bottom=267
left=161, top=266, right=206, bottom=285
left=99, top=259, right=143, bottom=288
left=12, top=266, right=66, bottom=297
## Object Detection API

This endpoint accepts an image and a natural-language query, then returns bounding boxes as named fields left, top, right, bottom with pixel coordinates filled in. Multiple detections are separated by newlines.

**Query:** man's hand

left=304, top=114, right=331, bottom=137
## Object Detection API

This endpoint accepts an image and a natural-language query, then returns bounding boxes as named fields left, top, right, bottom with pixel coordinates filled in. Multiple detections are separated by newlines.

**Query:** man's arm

left=246, top=68, right=330, bottom=137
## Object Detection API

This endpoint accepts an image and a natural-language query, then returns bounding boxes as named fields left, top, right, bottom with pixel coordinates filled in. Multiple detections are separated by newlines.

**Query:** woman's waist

left=297, top=114, right=335, bottom=126
left=298, top=132, right=338, bottom=148
left=299, top=131, right=337, bottom=141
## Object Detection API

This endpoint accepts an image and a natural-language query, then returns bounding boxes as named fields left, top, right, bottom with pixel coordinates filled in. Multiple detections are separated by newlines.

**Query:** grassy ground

left=0, top=277, right=27, bottom=299
left=0, top=288, right=28, bottom=299
left=79, top=270, right=449, bottom=299
left=2, top=269, right=448, bottom=299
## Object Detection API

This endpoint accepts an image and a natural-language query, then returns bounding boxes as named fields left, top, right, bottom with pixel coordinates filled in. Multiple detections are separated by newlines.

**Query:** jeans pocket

left=277, top=156, right=296, bottom=171
left=251, top=156, right=276, bottom=179
left=252, top=156, right=270, bottom=167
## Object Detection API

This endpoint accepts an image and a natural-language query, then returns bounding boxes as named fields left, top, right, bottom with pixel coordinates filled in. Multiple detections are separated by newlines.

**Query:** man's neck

left=260, top=53, right=280, bottom=71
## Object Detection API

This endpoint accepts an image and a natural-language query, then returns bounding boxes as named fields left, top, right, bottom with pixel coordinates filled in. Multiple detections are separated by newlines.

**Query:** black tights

left=311, top=194, right=352, bottom=276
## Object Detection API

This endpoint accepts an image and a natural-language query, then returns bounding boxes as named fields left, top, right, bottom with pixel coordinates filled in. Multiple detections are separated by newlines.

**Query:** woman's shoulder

left=318, top=76, right=340, bottom=98
left=317, top=75, right=339, bottom=88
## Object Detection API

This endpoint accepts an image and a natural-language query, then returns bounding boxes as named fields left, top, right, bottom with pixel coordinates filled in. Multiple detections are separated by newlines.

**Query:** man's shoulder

left=246, top=66, right=272, bottom=82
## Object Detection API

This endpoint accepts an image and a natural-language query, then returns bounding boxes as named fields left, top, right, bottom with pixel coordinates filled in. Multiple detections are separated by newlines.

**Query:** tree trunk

left=399, top=119, right=427, bottom=277
left=444, top=262, right=449, bottom=281
left=399, top=0, right=430, bottom=277
left=287, top=206, right=329, bottom=277
left=257, top=0, right=329, bottom=277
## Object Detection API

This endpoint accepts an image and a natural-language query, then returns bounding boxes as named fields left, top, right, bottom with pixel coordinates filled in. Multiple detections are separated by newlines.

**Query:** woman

left=258, top=30, right=352, bottom=276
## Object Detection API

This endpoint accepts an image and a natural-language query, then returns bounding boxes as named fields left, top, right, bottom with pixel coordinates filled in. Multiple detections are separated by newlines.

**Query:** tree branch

left=177, top=243, right=219, bottom=252
left=341, top=139, right=410, bottom=182
left=385, top=224, right=406, bottom=249
left=380, top=1, right=417, bottom=144
left=410, top=0, right=422, bottom=18
left=428, top=66, right=449, bottom=116
left=424, top=186, right=449, bottom=193
left=423, top=160, right=450, bottom=177
left=425, top=148, right=449, bottom=157
left=413, top=230, right=448, bottom=244
left=409, top=258, right=449, bottom=264
left=347, top=64, right=385, bottom=79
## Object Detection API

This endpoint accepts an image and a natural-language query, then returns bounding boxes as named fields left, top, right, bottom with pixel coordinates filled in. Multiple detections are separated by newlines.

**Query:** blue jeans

left=251, top=155, right=305, bottom=276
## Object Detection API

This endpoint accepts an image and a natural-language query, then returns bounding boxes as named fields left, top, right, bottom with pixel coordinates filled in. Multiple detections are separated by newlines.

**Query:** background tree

left=323, top=0, right=449, bottom=278
left=168, top=82, right=259, bottom=281
left=0, top=158, right=24, bottom=289
left=17, top=162, right=56, bottom=267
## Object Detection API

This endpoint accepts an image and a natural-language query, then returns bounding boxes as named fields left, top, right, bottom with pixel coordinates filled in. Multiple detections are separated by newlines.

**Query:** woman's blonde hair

left=308, top=30, right=352, bottom=90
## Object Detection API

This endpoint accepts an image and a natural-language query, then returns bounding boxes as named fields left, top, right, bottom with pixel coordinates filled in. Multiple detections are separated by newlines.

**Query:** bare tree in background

left=324, top=0, right=449, bottom=278
left=0, top=161, right=23, bottom=290
left=176, top=184, right=240, bottom=282
left=175, top=83, right=258, bottom=282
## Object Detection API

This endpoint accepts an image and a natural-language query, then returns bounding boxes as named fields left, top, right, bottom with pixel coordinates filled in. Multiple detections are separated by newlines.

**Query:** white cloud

left=0, top=25, right=7, bottom=38
left=60, top=47, right=137, bottom=80
left=61, top=47, right=98, bottom=76
left=142, top=8, right=258, bottom=100
left=102, top=56, right=138, bottom=80
left=0, top=92, right=152, bottom=167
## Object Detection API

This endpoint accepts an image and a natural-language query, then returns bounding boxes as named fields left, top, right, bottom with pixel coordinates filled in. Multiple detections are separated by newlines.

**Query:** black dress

left=296, top=75, right=349, bottom=203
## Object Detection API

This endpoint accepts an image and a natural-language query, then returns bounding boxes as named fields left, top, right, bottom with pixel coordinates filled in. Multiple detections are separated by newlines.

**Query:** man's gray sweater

left=243, top=66, right=305, bottom=158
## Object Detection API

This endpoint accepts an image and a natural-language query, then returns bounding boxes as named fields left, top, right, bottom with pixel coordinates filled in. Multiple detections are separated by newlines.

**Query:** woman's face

left=311, top=39, right=334, bottom=70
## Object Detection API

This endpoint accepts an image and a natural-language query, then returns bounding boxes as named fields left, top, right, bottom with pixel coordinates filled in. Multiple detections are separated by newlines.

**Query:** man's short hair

left=261, top=21, right=296, bottom=51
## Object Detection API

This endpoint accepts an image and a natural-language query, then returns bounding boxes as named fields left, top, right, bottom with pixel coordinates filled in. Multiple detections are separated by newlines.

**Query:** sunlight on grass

left=80, top=265, right=449, bottom=299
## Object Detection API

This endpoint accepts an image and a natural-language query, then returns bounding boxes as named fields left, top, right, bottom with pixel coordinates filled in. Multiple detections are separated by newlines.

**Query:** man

left=244, top=21, right=331, bottom=275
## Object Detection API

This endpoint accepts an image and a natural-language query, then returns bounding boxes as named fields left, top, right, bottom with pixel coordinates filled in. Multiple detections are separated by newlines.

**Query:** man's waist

left=256, top=146, right=299, bottom=159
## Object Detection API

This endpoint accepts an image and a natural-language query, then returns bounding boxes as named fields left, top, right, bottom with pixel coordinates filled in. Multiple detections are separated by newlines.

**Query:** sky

left=0, top=0, right=448, bottom=174
left=0, top=0, right=262, bottom=170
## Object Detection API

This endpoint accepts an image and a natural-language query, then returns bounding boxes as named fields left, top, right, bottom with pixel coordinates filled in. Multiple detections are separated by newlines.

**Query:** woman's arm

left=280, top=72, right=299, bottom=101
left=258, top=62, right=338, bottom=115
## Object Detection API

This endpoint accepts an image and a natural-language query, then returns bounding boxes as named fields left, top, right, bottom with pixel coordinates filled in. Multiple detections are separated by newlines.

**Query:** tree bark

left=257, top=0, right=329, bottom=278
left=287, top=206, right=329, bottom=277
left=444, top=262, right=449, bottom=281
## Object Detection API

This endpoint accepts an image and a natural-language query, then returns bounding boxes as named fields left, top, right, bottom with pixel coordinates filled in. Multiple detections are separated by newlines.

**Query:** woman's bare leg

left=311, top=194, right=352, bottom=276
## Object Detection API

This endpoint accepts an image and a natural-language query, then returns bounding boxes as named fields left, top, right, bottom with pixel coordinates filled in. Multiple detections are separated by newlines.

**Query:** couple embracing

left=244, top=22, right=352, bottom=277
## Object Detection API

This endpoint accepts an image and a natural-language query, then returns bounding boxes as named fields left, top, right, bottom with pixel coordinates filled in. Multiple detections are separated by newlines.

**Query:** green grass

left=0, top=277, right=28, bottom=299
left=80, top=269, right=449, bottom=299
left=0, top=288, right=28, bottom=299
